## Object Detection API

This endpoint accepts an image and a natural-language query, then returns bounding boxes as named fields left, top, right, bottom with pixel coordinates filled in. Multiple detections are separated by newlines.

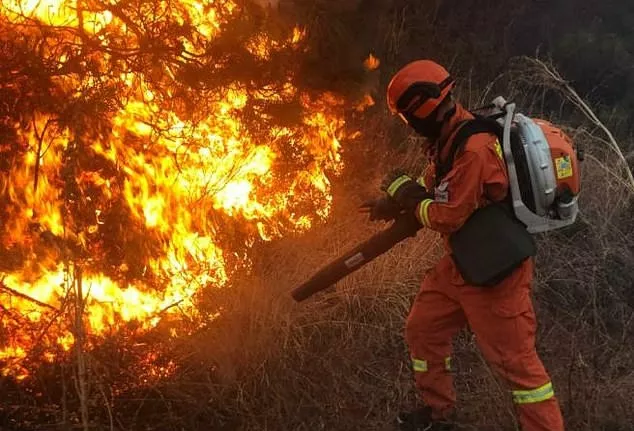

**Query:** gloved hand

left=359, top=197, right=402, bottom=222
left=380, top=169, right=433, bottom=210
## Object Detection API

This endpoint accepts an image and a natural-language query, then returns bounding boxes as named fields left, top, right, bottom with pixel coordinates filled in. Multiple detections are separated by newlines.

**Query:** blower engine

left=492, top=97, right=581, bottom=233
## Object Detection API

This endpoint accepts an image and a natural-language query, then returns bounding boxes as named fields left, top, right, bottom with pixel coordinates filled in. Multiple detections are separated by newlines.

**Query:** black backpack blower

left=290, top=212, right=421, bottom=302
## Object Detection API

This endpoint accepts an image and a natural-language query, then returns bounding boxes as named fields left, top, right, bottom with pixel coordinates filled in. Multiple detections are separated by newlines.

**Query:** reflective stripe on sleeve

left=512, top=382, right=555, bottom=404
left=494, top=139, right=504, bottom=160
left=444, top=357, right=451, bottom=371
left=387, top=175, right=411, bottom=197
left=416, top=199, right=433, bottom=227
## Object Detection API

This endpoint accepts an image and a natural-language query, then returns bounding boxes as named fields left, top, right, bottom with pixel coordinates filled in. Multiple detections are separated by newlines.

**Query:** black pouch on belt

left=449, top=203, right=536, bottom=286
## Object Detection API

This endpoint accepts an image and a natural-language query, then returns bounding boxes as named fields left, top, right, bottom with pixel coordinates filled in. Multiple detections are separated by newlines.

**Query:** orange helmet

left=387, top=60, right=455, bottom=121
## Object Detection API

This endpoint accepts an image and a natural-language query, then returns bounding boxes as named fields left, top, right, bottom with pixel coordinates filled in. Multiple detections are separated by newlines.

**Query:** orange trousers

left=405, top=256, right=564, bottom=431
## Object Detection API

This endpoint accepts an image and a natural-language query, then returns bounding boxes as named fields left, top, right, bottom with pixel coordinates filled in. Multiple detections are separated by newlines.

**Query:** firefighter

left=369, top=60, right=565, bottom=430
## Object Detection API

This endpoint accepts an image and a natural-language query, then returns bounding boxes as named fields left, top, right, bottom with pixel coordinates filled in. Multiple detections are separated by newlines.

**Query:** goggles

left=395, top=76, right=454, bottom=119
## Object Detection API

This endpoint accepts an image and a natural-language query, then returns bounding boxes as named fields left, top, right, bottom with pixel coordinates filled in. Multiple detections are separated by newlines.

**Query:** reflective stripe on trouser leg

left=412, top=358, right=428, bottom=372
left=512, top=382, right=555, bottom=404
left=459, top=259, right=564, bottom=430
left=412, top=357, right=450, bottom=372
left=406, top=272, right=467, bottom=420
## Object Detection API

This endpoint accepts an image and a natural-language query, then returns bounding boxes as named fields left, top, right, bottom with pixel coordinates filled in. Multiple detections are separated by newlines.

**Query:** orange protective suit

left=408, top=104, right=564, bottom=431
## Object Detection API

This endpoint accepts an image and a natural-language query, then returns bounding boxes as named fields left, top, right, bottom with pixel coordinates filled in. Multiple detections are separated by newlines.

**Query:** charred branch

left=0, top=279, right=59, bottom=312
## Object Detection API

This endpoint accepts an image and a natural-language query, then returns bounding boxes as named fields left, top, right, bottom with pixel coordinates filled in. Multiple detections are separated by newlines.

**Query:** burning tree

left=0, top=0, right=367, bottom=392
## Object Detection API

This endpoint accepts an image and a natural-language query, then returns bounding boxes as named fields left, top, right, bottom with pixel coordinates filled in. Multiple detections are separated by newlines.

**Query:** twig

left=62, top=361, right=68, bottom=427
left=584, top=154, right=634, bottom=195
left=97, top=381, right=115, bottom=431
left=158, top=298, right=185, bottom=315
left=73, top=265, right=91, bottom=431
left=524, top=57, right=634, bottom=192
left=31, top=117, right=52, bottom=194
left=0, top=279, right=59, bottom=311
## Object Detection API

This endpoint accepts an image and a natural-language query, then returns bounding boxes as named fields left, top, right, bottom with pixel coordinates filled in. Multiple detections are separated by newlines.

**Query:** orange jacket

left=416, top=104, right=508, bottom=234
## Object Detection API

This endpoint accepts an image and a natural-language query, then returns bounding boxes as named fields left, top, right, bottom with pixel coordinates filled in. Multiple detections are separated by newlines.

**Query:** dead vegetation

left=141, top=61, right=634, bottom=431
left=4, top=62, right=633, bottom=431
left=2, top=1, right=634, bottom=430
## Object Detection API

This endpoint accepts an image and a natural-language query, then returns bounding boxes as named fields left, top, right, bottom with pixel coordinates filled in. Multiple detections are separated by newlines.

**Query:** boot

left=396, top=406, right=455, bottom=431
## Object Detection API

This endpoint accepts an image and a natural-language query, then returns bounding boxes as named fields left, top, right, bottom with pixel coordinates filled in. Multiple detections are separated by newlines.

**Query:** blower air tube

left=291, top=213, right=422, bottom=302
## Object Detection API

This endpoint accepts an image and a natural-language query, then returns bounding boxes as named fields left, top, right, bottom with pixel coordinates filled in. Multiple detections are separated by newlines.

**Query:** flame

left=0, top=0, right=347, bottom=378
left=292, top=26, right=306, bottom=44
left=356, top=94, right=376, bottom=112
left=363, top=53, right=380, bottom=71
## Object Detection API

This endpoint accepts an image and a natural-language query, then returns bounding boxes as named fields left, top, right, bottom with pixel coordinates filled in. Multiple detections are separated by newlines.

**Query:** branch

left=0, top=279, right=59, bottom=311
left=32, top=117, right=52, bottom=194
left=523, top=57, right=634, bottom=192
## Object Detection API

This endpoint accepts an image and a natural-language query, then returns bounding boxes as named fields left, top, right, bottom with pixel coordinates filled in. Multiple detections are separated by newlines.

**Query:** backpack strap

left=435, top=116, right=503, bottom=185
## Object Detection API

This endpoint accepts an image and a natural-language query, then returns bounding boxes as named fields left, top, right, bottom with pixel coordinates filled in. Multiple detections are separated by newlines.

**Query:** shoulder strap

left=435, top=116, right=503, bottom=185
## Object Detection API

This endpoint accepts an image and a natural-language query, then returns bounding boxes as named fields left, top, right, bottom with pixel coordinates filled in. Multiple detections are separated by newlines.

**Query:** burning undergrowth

left=0, top=0, right=375, bottom=383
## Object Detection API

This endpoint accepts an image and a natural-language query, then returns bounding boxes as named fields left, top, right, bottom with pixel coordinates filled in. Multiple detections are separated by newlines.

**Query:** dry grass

left=90, top=113, right=633, bottom=431
left=119, top=159, right=632, bottom=431
left=128, top=85, right=634, bottom=430
left=3, top=66, right=634, bottom=431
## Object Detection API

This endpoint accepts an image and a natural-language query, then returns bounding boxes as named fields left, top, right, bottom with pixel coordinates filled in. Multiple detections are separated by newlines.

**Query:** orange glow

left=0, top=0, right=347, bottom=378
left=356, top=94, right=376, bottom=112
left=364, top=53, right=381, bottom=71
left=292, top=26, right=306, bottom=44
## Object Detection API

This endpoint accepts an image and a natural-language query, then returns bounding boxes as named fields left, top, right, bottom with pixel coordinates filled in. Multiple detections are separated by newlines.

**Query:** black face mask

left=404, top=105, right=457, bottom=141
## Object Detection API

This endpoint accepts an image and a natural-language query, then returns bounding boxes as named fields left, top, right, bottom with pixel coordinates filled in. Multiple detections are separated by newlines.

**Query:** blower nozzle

left=291, top=213, right=422, bottom=302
